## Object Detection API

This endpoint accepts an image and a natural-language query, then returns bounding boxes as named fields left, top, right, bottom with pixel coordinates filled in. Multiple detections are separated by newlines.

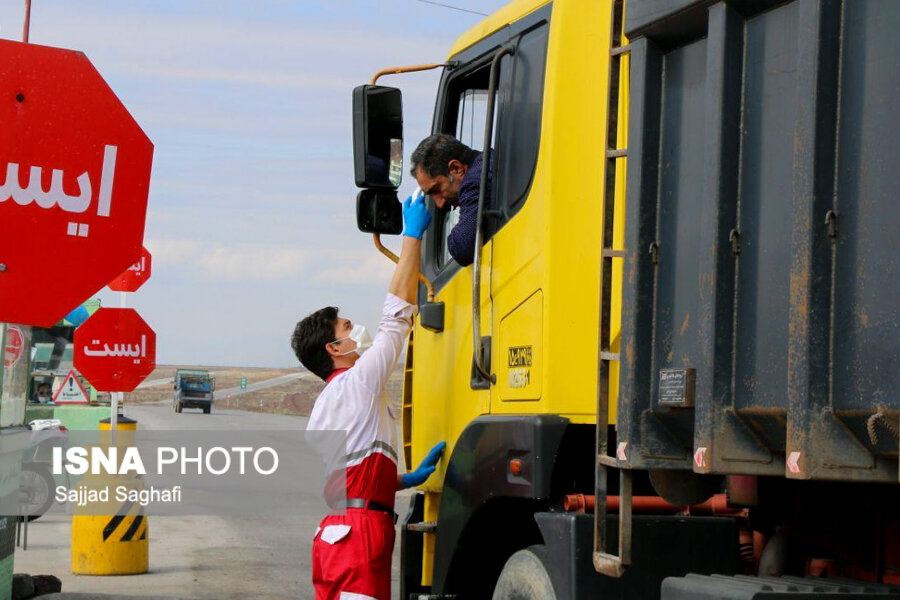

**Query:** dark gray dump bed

left=617, top=0, right=900, bottom=482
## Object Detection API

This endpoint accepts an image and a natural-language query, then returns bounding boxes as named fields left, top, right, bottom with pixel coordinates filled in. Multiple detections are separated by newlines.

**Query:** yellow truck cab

left=356, top=1, right=623, bottom=594
left=352, top=0, right=900, bottom=599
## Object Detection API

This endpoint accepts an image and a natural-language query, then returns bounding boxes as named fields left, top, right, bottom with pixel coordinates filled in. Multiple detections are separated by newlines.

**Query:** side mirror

left=353, top=85, right=403, bottom=189
left=356, top=189, right=402, bottom=235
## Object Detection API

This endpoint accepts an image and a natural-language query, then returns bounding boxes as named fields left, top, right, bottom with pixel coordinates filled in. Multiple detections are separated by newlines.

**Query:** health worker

left=292, top=191, right=445, bottom=600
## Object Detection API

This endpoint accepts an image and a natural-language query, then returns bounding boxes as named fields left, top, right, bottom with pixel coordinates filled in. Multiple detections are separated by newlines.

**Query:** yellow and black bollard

left=71, top=416, right=148, bottom=575
left=98, top=416, right=137, bottom=436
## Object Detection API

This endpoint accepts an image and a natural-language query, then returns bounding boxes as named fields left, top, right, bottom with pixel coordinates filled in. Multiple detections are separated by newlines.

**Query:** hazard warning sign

left=53, top=370, right=90, bottom=404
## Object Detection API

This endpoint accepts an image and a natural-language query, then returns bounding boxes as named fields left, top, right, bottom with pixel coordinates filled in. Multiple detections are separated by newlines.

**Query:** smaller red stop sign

left=4, top=326, right=24, bottom=368
left=74, top=308, right=156, bottom=392
left=108, top=247, right=152, bottom=292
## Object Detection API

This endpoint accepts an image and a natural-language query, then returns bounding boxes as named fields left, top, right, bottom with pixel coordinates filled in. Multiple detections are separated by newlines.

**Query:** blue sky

left=0, top=0, right=511, bottom=366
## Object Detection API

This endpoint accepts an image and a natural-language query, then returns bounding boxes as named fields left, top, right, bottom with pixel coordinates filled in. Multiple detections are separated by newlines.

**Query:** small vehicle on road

left=173, top=369, right=215, bottom=414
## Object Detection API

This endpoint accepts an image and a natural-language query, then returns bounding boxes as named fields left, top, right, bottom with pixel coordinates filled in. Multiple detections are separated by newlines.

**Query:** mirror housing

left=356, top=189, right=403, bottom=235
left=353, top=85, right=403, bottom=189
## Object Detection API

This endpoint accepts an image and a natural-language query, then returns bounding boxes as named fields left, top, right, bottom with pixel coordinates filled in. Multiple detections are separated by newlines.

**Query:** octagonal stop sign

left=74, top=308, right=156, bottom=392
left=108, top=246, right=152, bottom=292
left=0, top=40, right=153, bottom=327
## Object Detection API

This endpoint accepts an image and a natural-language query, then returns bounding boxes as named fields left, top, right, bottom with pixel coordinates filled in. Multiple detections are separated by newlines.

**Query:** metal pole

left=111, top=292, right=127, bottom=438
left=22, top=0, right=31, bottom=43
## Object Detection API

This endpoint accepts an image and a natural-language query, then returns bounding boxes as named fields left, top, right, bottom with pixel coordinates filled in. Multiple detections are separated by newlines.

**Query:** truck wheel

left=175, top=402, right=182, bottom=413
left=203, top=405, right=211, bottom=414
left=492, top=545, right=557, bottom=600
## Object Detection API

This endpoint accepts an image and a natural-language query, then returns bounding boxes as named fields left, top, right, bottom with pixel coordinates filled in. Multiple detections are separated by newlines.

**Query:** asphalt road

left=14, top=404, right=412, bottom=600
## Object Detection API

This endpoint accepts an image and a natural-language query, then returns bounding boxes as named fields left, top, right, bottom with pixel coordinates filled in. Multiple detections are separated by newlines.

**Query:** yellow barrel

left=98, top=416, right=137, bottom=445
left=99, top=416, right=137, bottom=431
left=71, top=416, right=148, bottom=575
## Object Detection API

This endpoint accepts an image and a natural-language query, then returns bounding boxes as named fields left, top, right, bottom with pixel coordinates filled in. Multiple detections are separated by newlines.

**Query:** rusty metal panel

left=789, top=0, right=900, bottom=481
left=619, top=0, right=900, bottom=482
left=829, top=0, right=900, bottom=443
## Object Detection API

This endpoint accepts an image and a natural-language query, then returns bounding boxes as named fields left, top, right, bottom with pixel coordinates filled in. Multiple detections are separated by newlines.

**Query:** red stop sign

left=4, top=326, right=24, bottom=368
left=74, top=308, right=156, bottom=392
left=108, top=246, right=152, bottom=292
left=0, top=40, right=153, bottom=327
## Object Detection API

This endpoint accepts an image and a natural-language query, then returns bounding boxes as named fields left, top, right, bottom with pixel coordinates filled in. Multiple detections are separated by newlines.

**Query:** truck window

left=456, top=89, right=489, bottom=151
left=426, top=19, right=550, bottom=284
left=437, top=72, right=496, bottom=269
left=491, top=23, right=548, bottom=220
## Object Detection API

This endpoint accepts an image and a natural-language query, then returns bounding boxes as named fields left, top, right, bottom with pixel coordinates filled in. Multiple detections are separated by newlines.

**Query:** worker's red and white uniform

left=307, top=293, right=414, bottom=600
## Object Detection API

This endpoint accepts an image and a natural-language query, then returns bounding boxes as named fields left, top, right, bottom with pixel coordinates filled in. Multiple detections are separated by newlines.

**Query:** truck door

left=411, top=13, right=551, bottom=473
left=414, top=59, right=501, bottom=453
left=406, top=56, right=506, bottom=584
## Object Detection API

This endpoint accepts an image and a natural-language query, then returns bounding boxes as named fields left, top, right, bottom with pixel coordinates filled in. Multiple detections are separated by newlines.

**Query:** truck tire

left=203, top=405, right=211, bottom=414
left=175, top=402, right=182, bottom=413
left=492, top=545, right=557, bottom=600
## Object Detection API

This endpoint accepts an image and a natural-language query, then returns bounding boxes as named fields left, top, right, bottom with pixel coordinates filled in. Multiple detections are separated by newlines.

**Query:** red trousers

left=312, top=508, right=395, bottom=600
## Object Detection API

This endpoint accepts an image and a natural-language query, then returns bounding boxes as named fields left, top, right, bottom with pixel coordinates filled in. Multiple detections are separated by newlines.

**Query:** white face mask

left=334, top=324, right=372, bottom=357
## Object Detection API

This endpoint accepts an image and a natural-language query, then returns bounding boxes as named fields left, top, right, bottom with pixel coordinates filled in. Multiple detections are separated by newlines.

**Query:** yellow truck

left=352, top=0, right=900, bottom=598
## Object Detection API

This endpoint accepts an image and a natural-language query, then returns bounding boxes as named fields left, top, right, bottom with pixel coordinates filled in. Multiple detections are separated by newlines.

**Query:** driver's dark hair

left=410, top=133, right=479, bottom=177
left=291, top=306, right=339, bottom=381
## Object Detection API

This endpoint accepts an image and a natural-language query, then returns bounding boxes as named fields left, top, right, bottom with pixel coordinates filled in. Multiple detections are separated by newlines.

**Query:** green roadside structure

left=0, top=300, right=119, bottom=599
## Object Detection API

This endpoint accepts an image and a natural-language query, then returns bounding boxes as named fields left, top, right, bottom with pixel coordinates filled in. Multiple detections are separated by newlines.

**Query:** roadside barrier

left=71, top=417, right=148, bottom=575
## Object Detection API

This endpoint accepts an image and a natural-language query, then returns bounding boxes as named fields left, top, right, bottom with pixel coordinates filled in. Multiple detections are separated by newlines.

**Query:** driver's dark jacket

left=447, top=152, right=491, bottom=267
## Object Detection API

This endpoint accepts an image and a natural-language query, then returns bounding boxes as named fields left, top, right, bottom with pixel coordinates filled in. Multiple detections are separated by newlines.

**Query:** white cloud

left=200, top=244, right=308, bottom=281
left=314, top=250, right=397, bottom=285
left=148, top=238, right=309, bottom=282
left=147, top=238, right=203, bottom=264
left=146, top=237, right=400, bottom=285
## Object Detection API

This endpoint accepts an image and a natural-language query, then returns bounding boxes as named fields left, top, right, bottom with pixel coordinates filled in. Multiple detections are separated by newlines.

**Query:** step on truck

left=350, top=0, right=900, bottom=598
left=173, top=369, right=214, bottom=414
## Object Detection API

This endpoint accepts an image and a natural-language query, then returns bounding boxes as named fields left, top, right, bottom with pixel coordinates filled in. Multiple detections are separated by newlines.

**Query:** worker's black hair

left=291, top=306, right=339, bottom=381
left=410, top=133, right=479, bottom=177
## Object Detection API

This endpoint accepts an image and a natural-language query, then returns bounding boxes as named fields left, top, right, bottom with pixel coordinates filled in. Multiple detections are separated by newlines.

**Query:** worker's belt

left=344, top=497, right=397, bottom=524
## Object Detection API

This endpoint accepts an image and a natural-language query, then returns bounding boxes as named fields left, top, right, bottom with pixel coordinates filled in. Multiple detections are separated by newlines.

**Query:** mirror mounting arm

left=369, top=62, right=453, bottom=85
left=372, top=234, right=435, bottom=303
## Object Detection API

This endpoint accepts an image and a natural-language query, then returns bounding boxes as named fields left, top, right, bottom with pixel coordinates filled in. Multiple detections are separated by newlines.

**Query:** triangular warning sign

left=53, top=370, right=90, bottom=404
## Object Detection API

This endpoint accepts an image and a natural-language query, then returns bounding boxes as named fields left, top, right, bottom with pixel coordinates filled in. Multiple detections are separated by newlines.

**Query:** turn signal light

left=509, top=458, right=524, bottom=477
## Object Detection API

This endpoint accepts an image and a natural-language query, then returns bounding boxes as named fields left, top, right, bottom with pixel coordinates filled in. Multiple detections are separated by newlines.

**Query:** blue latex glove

left=401, top=441, right=446, bottom=489
left=402, top=190, right=432, bottom=239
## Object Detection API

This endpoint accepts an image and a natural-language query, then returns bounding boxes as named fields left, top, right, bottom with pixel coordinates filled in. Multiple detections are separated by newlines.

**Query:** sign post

left=105, top=245, right=154, bottom=431
left=0, top=40, right=154, bottom=328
